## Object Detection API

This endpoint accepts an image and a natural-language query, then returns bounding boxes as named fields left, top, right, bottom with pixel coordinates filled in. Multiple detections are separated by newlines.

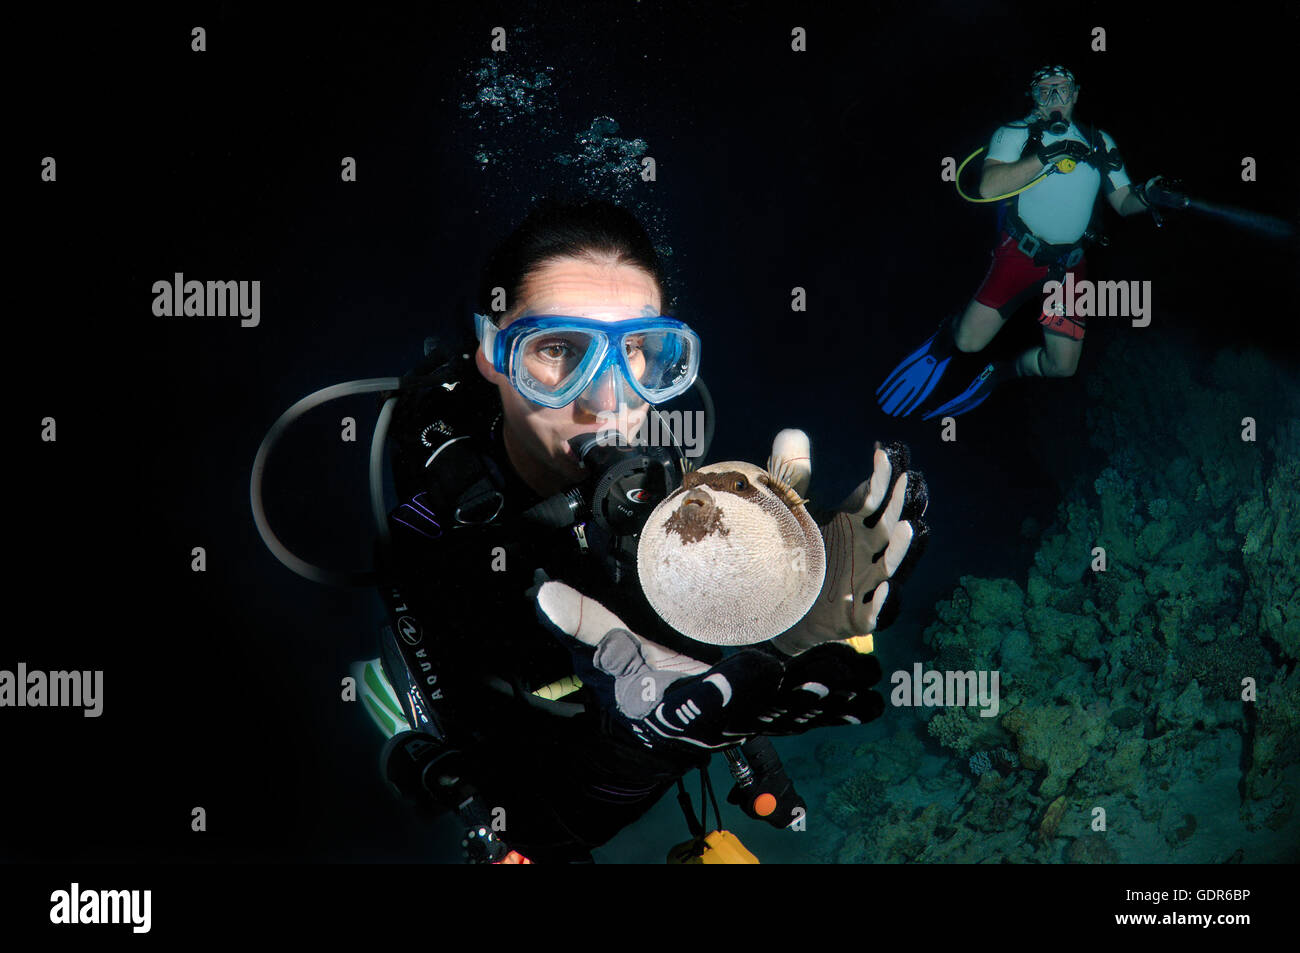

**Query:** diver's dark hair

left=477, top=197, right=669, bottom=322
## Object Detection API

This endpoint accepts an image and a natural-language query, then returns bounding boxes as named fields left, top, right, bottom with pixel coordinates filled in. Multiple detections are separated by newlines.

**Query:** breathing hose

left=251, top=374, right=716, bottom=589
left=954, top=146, right=1074, bottom=203
left=250, top=378, right=401, bottom=588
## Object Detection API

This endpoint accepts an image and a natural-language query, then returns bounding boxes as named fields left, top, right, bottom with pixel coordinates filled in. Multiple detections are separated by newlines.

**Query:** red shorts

left=973, top=231, right=1089, bottom=341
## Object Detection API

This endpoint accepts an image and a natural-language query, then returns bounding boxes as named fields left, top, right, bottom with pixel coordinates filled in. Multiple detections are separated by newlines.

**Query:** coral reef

left=969, top=747, right=1019, bottom=777
left=815, top=339, right=1300, bottom=863
left=1003, top=704, right=1109, bottom=799
left=1244, top=666, right=1300, bottom=802
left=1234, top=420, right=1300, bottom=661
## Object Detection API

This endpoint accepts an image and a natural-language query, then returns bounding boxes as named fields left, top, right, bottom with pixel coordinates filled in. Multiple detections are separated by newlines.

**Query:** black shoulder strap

left=1071, top=116, right=1096, bottom=151
left=1084, top=122, right=1111, bottom=225
left=1077, top=117, right=1124, bottom=198
left=387, top=344, right=505, bottom=521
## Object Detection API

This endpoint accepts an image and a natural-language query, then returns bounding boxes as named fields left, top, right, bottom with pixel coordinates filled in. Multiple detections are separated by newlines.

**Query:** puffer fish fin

left=768, top=429, right=812, bottom=497
left=766, top=452, right=792, bottom=487
left=767, top=453, right=805, bottom=493
left=761, top=468, right=809, bottom=512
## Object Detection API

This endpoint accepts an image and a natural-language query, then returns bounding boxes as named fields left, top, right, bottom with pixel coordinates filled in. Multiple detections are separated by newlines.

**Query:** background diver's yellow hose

left=955, top=146, right=1069, bottom=203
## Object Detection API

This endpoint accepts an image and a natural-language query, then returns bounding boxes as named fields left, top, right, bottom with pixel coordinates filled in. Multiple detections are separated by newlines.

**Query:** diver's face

left=475, top=257, right=661, bottom=496
left=1032, top=76, right=1078, bottom=121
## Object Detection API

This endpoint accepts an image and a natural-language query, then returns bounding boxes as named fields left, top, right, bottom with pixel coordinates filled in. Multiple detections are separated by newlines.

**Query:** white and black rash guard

left=986, top=115, right=1131, bottom=245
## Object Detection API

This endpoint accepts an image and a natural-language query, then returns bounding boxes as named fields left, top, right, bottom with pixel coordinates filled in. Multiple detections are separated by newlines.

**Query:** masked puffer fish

left=637, top=430, right=825, bottom=646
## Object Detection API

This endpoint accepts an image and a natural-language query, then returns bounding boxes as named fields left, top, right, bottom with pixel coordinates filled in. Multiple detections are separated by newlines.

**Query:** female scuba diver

left=366, top=198, right=932, bottom=862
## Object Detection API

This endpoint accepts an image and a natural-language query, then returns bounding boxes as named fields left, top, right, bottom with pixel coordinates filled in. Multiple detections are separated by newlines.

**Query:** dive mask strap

left=474, top=312, right=500, bottom=367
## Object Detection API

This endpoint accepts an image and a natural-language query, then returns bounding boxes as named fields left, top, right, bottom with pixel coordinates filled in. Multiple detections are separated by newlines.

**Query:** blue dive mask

left=475, top=312, right=701, bottom=409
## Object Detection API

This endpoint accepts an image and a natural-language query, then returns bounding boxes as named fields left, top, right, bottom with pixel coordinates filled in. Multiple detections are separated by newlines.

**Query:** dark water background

left=10, top=2, right=1298, bottom=862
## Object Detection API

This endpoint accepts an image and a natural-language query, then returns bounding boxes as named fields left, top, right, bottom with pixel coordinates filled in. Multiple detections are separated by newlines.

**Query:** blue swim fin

left=921, top=363, right=1002, bottom=420
left=876, top=329, right=953, bottom=417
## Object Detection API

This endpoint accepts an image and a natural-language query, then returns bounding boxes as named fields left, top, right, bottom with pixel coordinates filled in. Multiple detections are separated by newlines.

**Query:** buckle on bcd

left=1016, top=232, right=1041, bottom=259
left=453, top=480, right=505, bottom=525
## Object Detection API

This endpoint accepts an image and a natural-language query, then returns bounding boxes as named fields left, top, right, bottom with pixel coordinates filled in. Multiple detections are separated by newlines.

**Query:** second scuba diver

left=371, top=198, right=931, bottom=862
left=877, top=65, right=1176, bottom=420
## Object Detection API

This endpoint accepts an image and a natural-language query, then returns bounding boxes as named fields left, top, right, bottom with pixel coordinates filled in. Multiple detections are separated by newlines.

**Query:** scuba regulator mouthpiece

left=567, top=430, right=683, bottom=537
left=519, top=427, right=685, bottom=539
left=517, top=427, right=687, bottom=585
left=1046, top=110, right=1069, bottom=136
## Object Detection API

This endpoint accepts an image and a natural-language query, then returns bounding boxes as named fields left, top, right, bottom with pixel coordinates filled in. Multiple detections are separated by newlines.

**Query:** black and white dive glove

left=769, top=440, right=929, bottom=656
left=533, top=580, right=885, bottom=754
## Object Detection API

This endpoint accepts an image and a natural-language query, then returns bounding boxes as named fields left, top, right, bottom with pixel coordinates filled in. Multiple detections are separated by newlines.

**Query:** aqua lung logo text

left=389, top=591, right=440, bottom=699
left=412, top=646, right=442, bottom=699
left=397, top=616, right=422, bottom=646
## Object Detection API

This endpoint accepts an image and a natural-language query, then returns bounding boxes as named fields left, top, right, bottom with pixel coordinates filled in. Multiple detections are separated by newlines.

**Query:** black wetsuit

left=376, top=349, right=725, bottom=862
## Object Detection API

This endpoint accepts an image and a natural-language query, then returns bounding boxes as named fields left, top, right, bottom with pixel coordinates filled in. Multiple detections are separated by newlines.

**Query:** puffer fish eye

left=733, top=477, right=748, bottom=491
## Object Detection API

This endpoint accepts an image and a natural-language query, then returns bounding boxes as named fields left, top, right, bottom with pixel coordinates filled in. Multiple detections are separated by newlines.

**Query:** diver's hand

left=534, top=580, right=778, bottom=750
left=1037, top=139, right=1092, bottom=168
left=752, top=641, right=886, bottom=734
left=772, top=440, right=929, bottom=656
left=534, top=582, right=885, bottom=750
left=1134, top=175, right=1187, bottom=210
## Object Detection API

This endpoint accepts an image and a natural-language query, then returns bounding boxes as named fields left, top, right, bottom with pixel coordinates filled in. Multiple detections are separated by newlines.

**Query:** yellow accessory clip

left=843, top=634, right=875, bottom=654
left=667, top=830, right=760, bottom=864
left=531, top=674, right=583, bottom=701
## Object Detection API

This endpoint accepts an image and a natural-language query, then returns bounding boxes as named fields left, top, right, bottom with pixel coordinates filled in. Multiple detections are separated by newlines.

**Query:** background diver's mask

left=1029, top=65, right=1077, bottom=128
left=1031, top=81, right=1075, bottom=106
left=474, top=312, right=701, bottom=412
left=1030, top=74, right=1074, bottom=135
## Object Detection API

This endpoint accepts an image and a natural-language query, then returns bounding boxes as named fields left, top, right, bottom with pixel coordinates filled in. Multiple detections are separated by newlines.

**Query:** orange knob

left=753, top=793, right=777, bottom=817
